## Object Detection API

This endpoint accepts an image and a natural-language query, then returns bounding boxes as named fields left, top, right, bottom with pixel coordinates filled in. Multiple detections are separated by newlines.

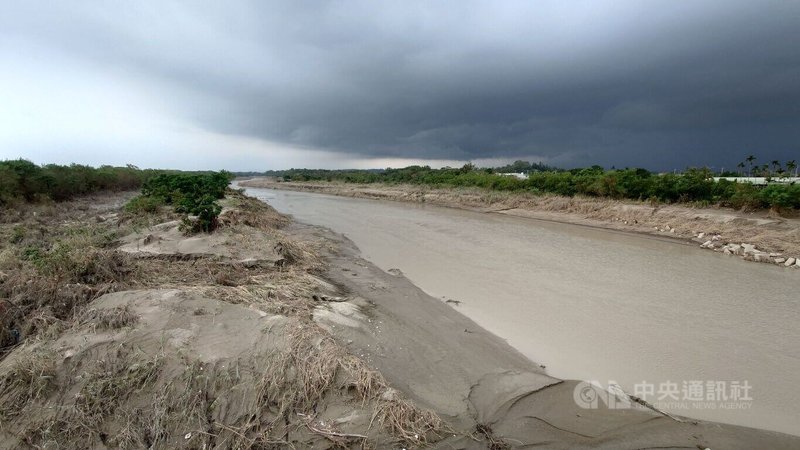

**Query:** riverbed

left=240, top=184, right=800, bottom=436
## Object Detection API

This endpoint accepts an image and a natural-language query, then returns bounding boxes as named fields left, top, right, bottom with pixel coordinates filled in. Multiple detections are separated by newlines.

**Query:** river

left=240, top=185, right=800, bottom=436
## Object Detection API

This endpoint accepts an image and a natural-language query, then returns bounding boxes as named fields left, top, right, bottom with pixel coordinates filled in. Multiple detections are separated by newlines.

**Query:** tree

left=745, top=154, right=756, bottom=176
left=737, top=162, right=745, bottom=176
left=771, top=160, right=782, bottom=176
left=788, top=160, right=797, bottom=177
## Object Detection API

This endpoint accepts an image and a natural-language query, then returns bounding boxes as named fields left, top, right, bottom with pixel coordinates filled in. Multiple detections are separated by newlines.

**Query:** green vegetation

left=0, top=159, right=234, bottom=233
left=128, top=172, right=233, bottom=232
left=122, top=194, right=164, bottom=214
left=0, top=159, right=235, bottom=218
left=275, top=162, right=800, bottom=211
left=0, top=159, right=153, bottom=206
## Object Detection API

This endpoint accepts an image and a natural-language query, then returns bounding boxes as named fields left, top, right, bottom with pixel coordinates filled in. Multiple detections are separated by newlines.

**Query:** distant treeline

left=0, top=159, right=225, bottom=207
left=231, top=160, right=555, bottom=179
left=234, top=168, right=385, bottom=178
left=273, top=164, right=800, bottom=210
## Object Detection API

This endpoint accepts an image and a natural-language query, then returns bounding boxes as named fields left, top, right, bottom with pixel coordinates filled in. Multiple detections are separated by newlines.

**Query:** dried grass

left=273, top=238, right=325, bottom=271
left=219, top=192, right=291, bottom=231
left=11, top=306, right=447, bottom=448
left=257, top=322, right=342, bottom=416
left=371, top=391, right=445, bottom=446
left=256, top=320, right=446, bottom=446
left=19, top=414, right=85, bottom=448
left=475, top=423, right=512, bottom=450
left=18, top=349, right=164, bottom=449
left=0, top=248, right=19, bottom=271
left=79, top=305, right=139, bottom=330
left=75, top=351, right=163, bottom=420
left=0, top=220, right=136, bottom=351
left=0, top=269, right=120, bottom=347
left=200, top=269, right=322, bottom=316
left=0, top=347, right=57, bottom=421
left=339, top=354, right=386, bottom=403
left=64, top=358, right=251, bottom=449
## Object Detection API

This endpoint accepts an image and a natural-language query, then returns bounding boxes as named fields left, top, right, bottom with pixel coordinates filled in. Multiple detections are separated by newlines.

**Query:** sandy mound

left=0, top=193, right=448, bottom=448
left=0, top=289, right=444, bottom=448
left=0, top=289, right=286, bottom=448
left=118, top=221, right=284, bottom=266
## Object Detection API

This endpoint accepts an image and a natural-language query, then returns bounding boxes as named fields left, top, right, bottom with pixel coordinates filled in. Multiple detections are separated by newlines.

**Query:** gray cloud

left=1, top=0, right=798, bottom=170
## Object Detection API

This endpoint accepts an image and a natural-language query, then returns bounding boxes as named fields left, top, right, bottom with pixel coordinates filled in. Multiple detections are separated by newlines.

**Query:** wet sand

left=240, top=185, right=800, bottom=436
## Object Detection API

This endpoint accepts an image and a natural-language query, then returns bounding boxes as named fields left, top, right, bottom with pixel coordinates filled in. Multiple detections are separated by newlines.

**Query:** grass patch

left=273, top=239, right=322, bottom=269
left=372, top=389, right=445, bottom=446
left=0, top=348, right=58, bottom=422
left=256, top=320, right=446, bottom=445
left=79, top=305, right=138, bottom=331
left=18, top=349, right=163, bottom=448
left=124, top=194, right=165, bottom=214
left=75, top=352, right=163, bottom=421
left=218, top=191, right=291, bottom=231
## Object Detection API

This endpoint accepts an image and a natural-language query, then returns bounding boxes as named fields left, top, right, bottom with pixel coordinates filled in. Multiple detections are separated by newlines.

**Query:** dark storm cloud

left=2, top=0, right=799, bottom=170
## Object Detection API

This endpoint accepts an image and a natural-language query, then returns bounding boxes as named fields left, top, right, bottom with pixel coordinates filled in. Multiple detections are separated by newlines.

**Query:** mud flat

left=0, top=191, right=798, bottom=448
left=239, top=178, right=800, bottom=269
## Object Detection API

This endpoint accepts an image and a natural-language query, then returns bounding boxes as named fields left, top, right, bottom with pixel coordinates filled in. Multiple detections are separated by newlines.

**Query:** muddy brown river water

left=240, top=185, right=800, bottom=436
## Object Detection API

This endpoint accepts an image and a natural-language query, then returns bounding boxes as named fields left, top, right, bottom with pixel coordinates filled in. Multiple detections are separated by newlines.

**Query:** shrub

left=759, top=183, right=800, bottom=209
left=132, top=172, right=233, bottom=233
left=124, top=195, right=165, bottom=214
left=141, top=172, right=230, bottom=202
left=179, top=195, right=223, bottom=233
left=0, top=159, right=155, bottom=204
left=675, top=168, right=715, bottom=201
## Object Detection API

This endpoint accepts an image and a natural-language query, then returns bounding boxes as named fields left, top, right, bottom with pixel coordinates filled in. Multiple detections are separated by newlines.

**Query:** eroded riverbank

left=239, top=184, right=800, bottom=437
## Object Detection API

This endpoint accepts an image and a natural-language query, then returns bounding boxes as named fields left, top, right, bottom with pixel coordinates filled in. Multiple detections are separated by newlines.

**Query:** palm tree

left=788, top=160, right=797, bottom=177
left=737, top=162, right=745, bottom=176
left=771, top=160, right=782, bottom=176
left=746, top=154, right=756, bottom=176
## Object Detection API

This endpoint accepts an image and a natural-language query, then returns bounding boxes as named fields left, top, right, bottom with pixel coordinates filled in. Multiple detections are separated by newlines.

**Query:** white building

left=498, top=172, right=529, bottom=179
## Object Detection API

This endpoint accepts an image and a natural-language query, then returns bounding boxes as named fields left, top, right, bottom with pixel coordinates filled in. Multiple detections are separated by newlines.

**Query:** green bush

left=124, top=195, right=165, bottom=214
left=726, top=182, right=763, bottom=209
left=0, top=159, right=155, bottom=205
left=180, top=195, right=223, bottom=233
left=141, top=172, right=230, bottom=202
left=759, top=184, right=800, bottom=209
left=131, top=172, right=233, bottom=233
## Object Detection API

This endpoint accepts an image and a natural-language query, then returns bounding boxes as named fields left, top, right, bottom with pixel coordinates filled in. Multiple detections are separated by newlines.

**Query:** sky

left=0, top=1, right=798, bottom=172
